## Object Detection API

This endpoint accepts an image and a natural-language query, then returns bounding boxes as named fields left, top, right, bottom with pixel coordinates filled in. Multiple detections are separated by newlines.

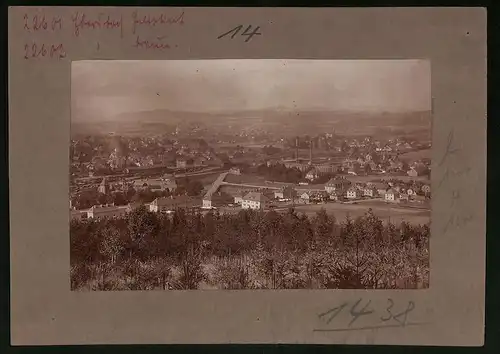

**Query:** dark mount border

left=1, top=1, right=496, bottom=354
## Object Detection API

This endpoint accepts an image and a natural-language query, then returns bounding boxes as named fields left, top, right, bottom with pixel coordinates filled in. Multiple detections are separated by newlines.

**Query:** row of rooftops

left=73, top=195, right=200, bottom=212
left=151, top=194, right=195, bottom=207
left=89, top=203, right=119, bottom=210
left=300, top=185, right=421, bottom=197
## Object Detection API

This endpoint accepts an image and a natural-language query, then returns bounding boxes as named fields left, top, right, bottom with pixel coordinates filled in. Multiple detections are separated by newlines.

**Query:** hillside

left=71, top=109, right=432, bottom=139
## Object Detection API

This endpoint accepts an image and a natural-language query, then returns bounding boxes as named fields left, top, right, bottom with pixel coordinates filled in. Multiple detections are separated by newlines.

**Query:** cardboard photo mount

left=8, top=6, right=486, bottom=346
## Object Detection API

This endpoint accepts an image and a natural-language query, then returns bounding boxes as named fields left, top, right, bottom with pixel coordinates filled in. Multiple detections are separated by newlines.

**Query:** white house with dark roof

left=346, top=187, right=358, bottom=199
left=241, top=192, right=270, bottom=210
left=363, top=186, right=378, bottom=198
left=234, top=191, right=247, bottom=205
left=202, top=195, right=213, bottom=209
left=329, top=189, right=344, bottom=201
left=325, top=177, right=352, bottom=194
left=384, top=188, right=399, bottom=202
left=299, top=191, right=312, bottom=204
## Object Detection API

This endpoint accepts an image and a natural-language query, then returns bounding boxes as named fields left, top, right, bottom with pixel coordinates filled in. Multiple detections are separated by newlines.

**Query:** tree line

left=256, top=163, right=304, bottom=184
left=70, top=206, right=429, bottom=291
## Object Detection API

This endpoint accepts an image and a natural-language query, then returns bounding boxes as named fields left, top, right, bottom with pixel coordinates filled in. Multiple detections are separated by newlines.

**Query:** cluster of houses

left=224, top=175, right=431, bottom=211
left=86, top=175, right=180, bottom=197
left=340, top=155, right=430, bottom=176
left=124, top=138, right=224, bottom=171
left=71, top=203, right=129, bottom=221
left=130, top=175, right=178, bottom=193
left=175, top=155, right=224, bottom=169
left=70, top=194, right=202, bottom=221
left=302, top=158, right=429, bottom=181
left=296, top=177, right=430, bottom=204
left=71, top=171, right=431, bottom=222
left=72, top=135, right=226, bottom=178
left=273, top=154, right=429, bottom=183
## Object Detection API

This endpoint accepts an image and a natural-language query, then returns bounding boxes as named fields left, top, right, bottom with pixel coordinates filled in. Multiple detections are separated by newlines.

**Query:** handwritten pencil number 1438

left=217, top=25, right=262, bottom=42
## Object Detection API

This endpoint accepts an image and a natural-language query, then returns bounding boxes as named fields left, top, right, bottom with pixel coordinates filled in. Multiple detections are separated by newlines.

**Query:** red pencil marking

left=132, top=35, right=171, bottom=50
left=71, top=12, right=123, bottom=37
left=23, top=42, right=66, bottom=60
left=51, top=16, right=63, bottom=31
left=23, top=14, right=30, bottom=31
left=23, top=14, right=62, bottom=32
left=131, top=10, right=185, bottom=34
left=32, top=14, right=48, bottom=31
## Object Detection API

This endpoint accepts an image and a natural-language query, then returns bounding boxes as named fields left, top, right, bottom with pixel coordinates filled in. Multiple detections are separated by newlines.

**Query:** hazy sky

left=71, top=59, right=430, bottom=122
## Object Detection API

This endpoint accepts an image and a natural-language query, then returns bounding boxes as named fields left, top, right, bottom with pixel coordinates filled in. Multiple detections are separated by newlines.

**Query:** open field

left=290, top=202, right=429, bottom=225
left=183, top=171, right=222, bottom=185
left=224, top=173, right=267, bottom=184
left=399, top=148, right=432, bottom=162
left=214, top=200, right=430, bottom=226
left=219, top=185, right=255, bottom=196
left=344, top=174, right=430, bottom=183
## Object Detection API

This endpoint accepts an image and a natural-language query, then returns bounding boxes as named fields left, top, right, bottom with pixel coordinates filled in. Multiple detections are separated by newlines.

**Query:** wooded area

left=70, top=206, right=430, bottom=290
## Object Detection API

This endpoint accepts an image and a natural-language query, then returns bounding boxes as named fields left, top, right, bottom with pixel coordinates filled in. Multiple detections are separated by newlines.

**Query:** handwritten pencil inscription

left=218, top=24, right=262, bottom=42
left=20, top=9, right=187, bottom=59
left=434, top=128, right=476, bottom=235
left=315, top=298, right=425, bottom=332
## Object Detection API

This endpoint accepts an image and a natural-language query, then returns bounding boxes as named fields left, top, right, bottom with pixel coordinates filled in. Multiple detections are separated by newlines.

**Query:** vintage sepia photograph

left=70, top=59, right=431, bottom=291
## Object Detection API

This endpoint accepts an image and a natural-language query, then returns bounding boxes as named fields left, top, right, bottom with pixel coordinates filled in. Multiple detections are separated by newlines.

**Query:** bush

left=212, top=256, right=252, bottom=290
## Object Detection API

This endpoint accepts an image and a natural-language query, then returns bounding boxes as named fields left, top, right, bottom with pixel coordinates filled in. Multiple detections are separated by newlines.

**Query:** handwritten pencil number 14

left=217, top=25, right=262, bottom=42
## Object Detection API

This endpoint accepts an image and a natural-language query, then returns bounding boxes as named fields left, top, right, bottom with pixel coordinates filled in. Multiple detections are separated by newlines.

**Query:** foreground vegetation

left=70, top=206, right=429, bottom=290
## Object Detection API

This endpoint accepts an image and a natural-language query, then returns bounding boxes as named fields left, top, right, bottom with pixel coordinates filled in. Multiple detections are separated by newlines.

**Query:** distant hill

left=71, top=109, right=431, bottom=139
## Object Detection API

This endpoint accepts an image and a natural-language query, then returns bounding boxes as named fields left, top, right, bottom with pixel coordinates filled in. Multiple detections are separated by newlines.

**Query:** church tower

left=98, top=177, right=109, bottom=194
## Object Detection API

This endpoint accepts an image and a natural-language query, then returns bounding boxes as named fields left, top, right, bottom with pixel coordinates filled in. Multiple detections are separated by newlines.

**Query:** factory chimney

left=295, top=137, right=299, bottom=162
left=309, top=139, right=313, bottom=165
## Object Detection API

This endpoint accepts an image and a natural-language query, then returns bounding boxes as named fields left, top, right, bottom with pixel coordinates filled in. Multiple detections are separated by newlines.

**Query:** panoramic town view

left=70, top=59, right=431, bottom=291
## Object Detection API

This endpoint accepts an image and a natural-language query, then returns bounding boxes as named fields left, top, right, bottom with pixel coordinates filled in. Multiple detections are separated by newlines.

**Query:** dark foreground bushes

left=70, top=206, right=429, bottom=290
